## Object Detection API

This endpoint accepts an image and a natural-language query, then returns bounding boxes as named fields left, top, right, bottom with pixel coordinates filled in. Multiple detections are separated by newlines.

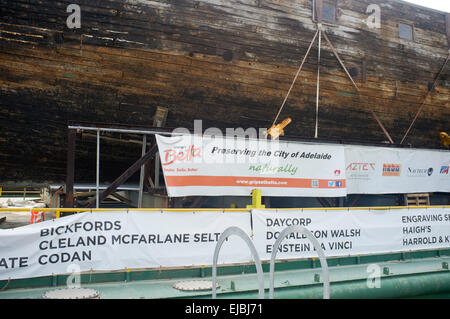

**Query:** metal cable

left=322, top=31, right=394, bottom=144
left=270, top=30, right=319, bottom=128
left=400, top=52, right=450, bottom=145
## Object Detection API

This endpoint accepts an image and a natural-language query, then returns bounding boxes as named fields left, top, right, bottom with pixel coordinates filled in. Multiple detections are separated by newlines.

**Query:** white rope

left=315, top=29, right=322, bottom=139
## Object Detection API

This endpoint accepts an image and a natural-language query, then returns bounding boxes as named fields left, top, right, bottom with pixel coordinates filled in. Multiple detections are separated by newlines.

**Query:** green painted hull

left=1, top=249, right=449, bottom=299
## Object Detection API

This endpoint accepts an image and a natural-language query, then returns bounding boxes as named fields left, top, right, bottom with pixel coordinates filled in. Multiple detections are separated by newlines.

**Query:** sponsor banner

left=1, top=208, right=450, bottom=280
left=252, top=207, right=450, bottom=260
left=345, top=145, right=450, bottom=194
left=0, top=210, right=252, bottom=281
left=155, top=134, right=347, bottom=197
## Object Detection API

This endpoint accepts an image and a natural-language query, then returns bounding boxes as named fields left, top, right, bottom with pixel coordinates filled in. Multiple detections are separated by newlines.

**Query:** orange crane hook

left=266, top=118, right=292, bottom=140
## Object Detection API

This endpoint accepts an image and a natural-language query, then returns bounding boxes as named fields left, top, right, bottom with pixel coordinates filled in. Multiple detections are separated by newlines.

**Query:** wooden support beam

left=147, top=187, right=167, bottom=195
left=147, top=176, right=155, bottom=189
left=109, top=193, right=135, bottom=207
left=138, top=135, right=147, bottom=208
left=153, top=106, right=169, bottom=127
left=86, top=144, right=158, bottom=208
left=76, top=191, right=97, bottom=198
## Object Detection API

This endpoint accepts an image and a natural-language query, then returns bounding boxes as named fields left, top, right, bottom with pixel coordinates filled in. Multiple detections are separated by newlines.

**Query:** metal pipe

left=69, top=123, right=411, bottom=148
left=68, top=123, right=352, bottom=147
left=96, top=130, right=100, bottom=209
left=221, top=272, right=450, bottom=299
left=65, top=129, right=76, bottom=208
left=68, top=126, right=184, bottom=136
left=0, top=205, right=448, bottom=213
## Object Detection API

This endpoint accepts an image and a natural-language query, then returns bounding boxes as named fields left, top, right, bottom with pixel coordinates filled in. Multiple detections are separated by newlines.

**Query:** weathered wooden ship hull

left=0, top=0, right=449, bottom=184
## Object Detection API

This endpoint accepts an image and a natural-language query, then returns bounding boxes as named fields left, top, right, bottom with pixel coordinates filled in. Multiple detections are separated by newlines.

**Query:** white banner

left=0, top=210, right=252, bottom=281
left=345, top=145, right=450, bottom=194
left=252, top=208, right=450, bottom=261
left=1, top=208, right=450, bottom=280
left=156, top=134, right=347, bottom=197
left=156, top=135, right=450, bottom=197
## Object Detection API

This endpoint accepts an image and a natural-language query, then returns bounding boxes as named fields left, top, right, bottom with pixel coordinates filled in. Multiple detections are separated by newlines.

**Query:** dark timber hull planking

left=0, top=0, right=449, bottom=184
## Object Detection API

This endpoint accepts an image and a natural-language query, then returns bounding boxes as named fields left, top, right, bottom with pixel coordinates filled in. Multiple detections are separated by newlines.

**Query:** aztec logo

left=382, top=164, right=401, bottom=176
left=346, top=163, right=376, bottom=171
left=441, top=166, right=449, bottom=174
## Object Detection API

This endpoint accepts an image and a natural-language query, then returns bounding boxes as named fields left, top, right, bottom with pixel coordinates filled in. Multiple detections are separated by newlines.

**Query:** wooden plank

left=405, top=193, right=430, bottom=206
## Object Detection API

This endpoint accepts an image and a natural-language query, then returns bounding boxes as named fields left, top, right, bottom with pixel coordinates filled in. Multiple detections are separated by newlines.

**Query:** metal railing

left=0, top=205, right=449, bottom=219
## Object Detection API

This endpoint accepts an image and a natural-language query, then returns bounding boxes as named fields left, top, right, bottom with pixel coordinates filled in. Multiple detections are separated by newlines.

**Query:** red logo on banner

left=30, top=210, right=44, bottom=224
left=162, top=145, right=201, bottom=166
left=346, top=163, right=376, bottom=171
